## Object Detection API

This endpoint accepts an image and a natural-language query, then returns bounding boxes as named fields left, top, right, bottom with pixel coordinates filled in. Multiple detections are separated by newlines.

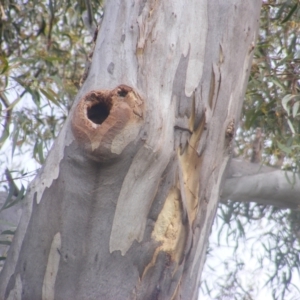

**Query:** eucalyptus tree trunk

left=0, top=1, right=261, bottom=299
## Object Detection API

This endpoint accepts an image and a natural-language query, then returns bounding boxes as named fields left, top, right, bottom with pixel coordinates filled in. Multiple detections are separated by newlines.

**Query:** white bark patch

left=227, top=32, right=257, bottom=118
left=111, top=122, right=140, bottom=154
left=109, top=137, right=173, bottom=255
left=42, top=232, right=61, bottom=300
left=32, top=125, right=72, bottom=204
left=6, top=273, right=22, bottom=300
left=90, top=2, right=139, bottom=90
left=136, top=1, right=159, bottom=52
left=184, top=2, right=207, bottom=97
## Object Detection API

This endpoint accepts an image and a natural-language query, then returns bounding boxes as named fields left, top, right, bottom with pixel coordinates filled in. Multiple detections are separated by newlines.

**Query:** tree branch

left=222, top=158, right=300, bottom=209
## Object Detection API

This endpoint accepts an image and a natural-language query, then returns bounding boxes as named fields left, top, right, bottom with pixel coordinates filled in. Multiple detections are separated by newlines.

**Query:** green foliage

left=0, top=0, right=102, bottom=181
left=243, top=0, right=300, bottom=170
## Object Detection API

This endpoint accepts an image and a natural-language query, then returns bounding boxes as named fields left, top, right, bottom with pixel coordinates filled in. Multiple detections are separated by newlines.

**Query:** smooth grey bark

left=0, top=1, right=261, bottom=300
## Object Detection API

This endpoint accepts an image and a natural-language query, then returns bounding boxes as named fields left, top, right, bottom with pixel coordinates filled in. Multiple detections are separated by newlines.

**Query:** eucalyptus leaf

left=292, top=101, right=300, bottom=118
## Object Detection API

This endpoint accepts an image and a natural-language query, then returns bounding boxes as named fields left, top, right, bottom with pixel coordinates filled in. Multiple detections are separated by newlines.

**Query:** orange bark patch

left=71, top=85, right=144, bottom=162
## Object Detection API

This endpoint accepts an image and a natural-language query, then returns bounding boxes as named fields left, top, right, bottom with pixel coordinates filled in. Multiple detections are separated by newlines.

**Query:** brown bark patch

left=142, top=187, right=187, bottom=280
left=71, top=85, right=144, bottom=162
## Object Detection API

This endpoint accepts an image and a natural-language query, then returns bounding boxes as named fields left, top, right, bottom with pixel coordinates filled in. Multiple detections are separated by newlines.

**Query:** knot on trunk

left=71, top=85, right=144, bottom=162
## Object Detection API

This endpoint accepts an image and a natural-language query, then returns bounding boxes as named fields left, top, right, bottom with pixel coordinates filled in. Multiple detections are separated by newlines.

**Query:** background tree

left=0, top=0, right=300, bottom=299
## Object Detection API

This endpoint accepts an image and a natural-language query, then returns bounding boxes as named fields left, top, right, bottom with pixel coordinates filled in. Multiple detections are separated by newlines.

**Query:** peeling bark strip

left=0, top=1, right=262, bottom=300
left=42, top=233, right=61, bottom=300
left=72, top=85, right=144, bottom=162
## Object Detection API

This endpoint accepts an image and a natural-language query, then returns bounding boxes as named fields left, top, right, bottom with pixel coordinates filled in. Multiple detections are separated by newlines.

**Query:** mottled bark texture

left=0, top=1, right=262, bottom=299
